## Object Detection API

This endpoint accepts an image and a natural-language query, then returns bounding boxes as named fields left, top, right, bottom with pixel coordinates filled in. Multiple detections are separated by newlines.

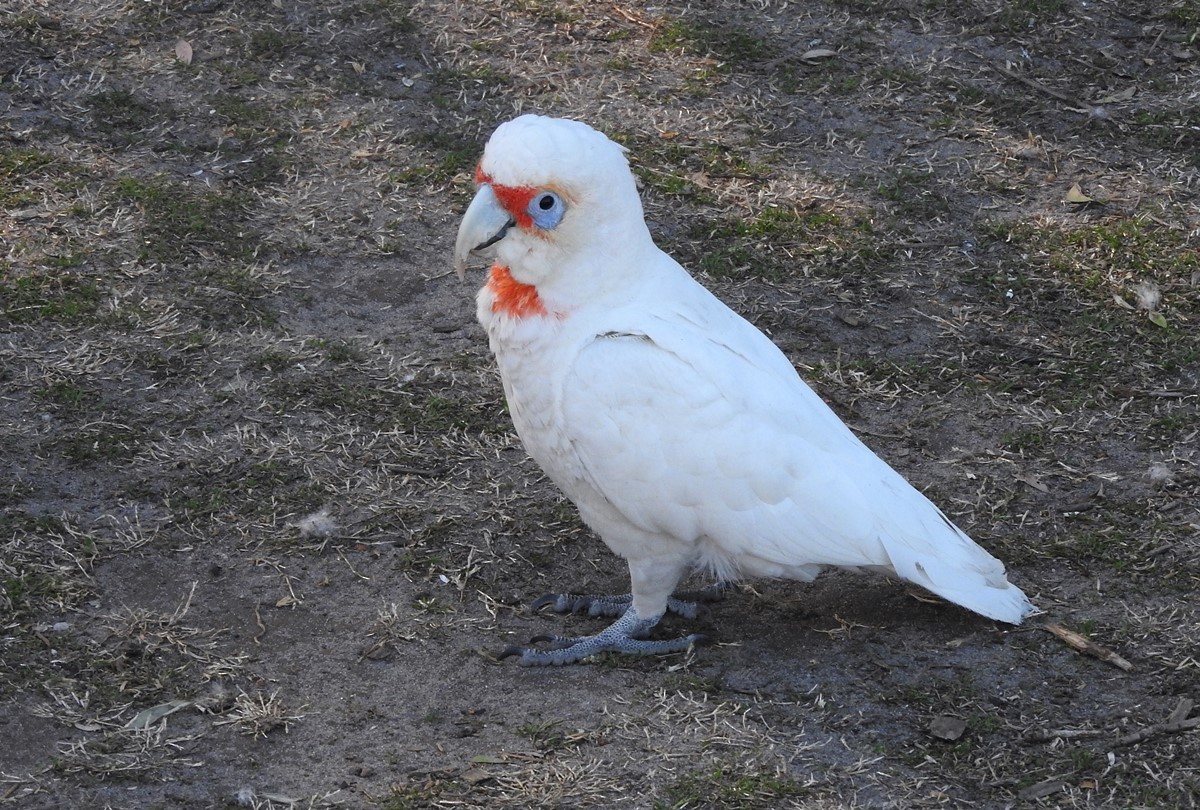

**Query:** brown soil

left=2, top=1, right=1198, bottom=807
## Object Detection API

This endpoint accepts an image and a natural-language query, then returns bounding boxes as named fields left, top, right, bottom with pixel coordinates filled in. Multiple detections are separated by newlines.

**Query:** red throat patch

left=487, top=264, right=547, bottom=319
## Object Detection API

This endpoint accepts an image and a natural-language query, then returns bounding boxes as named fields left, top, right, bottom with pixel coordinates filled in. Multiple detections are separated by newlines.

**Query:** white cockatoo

left=454, top=115, right=1035, bottom=665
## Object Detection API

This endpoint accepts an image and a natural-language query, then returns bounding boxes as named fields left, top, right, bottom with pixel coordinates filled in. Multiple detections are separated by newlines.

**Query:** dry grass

left=2, top=0, right=1199, bottom=807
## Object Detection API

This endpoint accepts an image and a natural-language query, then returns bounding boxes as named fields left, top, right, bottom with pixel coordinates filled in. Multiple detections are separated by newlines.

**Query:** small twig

left=1018, top=776, right=1074, bottom=801
left=1022, top=727, right=1105, bottom=744
left=337, top=549, right=371, bottom=582
left=610, top=4, right=656, bottom=29
left=1168, top=697, right=1194, bottom=725
left=1113, top=716, right=1200, bottom=748
left=253, top=603, right=267, bottom=645
left=385, top=464, right=450, bottom=477
left=169, top=581, right=198, bottom=624
left=1043, top=623, right=1133, bottom=671
left=991, top=63, right=1084, bottom=108
left=1110, top=386, right=1196, bottom=399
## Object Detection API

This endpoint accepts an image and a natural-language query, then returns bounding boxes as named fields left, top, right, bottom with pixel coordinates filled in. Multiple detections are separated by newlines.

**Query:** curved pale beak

left=454, top=184, right=515, bottom=280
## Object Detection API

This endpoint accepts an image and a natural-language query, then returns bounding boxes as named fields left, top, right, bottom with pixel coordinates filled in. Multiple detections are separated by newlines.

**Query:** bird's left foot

left=498, top=607, right=704, bottom=666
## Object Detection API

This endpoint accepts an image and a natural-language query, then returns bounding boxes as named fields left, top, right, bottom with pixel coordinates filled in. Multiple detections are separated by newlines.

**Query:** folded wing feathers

left=560, top=255, right=1034, bottom=624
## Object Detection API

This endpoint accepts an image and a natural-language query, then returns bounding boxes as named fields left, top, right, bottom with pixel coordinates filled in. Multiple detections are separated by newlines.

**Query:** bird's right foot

left=497, top=606, right=704, bottom=666
left=531, top=592, right=701, bottom=619
left=530, top=582, right=731, bottom=620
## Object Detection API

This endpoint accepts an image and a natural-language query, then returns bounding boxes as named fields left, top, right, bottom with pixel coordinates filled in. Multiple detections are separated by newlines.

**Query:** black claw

left=530, top=594, right=562, bottom=612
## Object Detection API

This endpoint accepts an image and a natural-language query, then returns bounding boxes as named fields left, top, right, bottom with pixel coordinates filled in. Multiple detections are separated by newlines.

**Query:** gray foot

left=530, top=581, right=731, bottom=621
left=498, top=607, right=705, bottom=666
left=531, top=592, right=701, bottom=620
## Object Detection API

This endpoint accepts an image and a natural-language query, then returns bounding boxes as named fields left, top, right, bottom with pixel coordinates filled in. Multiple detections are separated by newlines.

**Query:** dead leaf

left=1016, top=473, right=1049, bottom=494
left=1095, top=86, right=1134, bottom=104
left=175, top=39, right=193, bottom=65
left=1112, top=293, right=1135, bottom=310
left=1148, top=310, right=1169, bottom=329
left=471, top=754, right=509, bottom=764
left=1064, top=183, right=1094, bottom=204
left=801, top=48, right=839, bottom=63
left=125, top=699, right=192, bottom=729
left=461, top=768, right=493, bottom=785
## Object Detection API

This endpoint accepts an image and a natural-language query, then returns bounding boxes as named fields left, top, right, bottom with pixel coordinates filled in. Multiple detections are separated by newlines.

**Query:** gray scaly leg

left=498, top=606, right=704, bottom=666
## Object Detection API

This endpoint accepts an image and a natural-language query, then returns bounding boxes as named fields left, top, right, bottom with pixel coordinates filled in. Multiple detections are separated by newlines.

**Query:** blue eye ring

left=527, top=190, right=566, bottom=230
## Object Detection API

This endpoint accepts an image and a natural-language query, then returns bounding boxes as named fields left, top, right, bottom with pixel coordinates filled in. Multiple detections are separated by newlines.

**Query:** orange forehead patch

left=487, top=264, right=547, bottom=319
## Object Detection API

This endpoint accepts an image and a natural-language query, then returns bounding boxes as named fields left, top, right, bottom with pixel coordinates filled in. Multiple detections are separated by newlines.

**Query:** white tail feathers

left=881, top=529, right=1035, bottom=624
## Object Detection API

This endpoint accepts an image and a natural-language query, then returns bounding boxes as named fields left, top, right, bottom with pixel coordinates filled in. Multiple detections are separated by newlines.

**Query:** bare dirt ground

left=2, top=0, right=1199, bottom=807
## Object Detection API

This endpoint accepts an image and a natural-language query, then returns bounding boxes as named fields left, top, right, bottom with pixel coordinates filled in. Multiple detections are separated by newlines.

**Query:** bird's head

left=453, top=115, right=652, bottom=311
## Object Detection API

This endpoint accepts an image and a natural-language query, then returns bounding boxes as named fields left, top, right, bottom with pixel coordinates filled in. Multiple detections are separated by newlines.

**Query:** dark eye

left=526, top=190, right=566, bottom=230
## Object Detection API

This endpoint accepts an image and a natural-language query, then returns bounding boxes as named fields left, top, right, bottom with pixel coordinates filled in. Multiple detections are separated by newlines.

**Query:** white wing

left=559, top=265, right=1033, bottom=623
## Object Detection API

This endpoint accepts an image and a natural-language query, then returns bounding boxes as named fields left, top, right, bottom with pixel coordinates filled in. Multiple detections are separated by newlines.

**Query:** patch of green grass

left=0, top=147, right=59, bottom=206
left=513, top=0, right=579, bottom=23
left=992, top=0, right=1068, bottom=32
left=1164, top=1, right=1200, bottom=28
left=382, top=778, right=453, bottom=810
left=246, top=28, right=303, bottom=58
left=208, top=94, right=276, bottom=129
left=873, top=65, right=925, bottom=88
left=384, top=130, right=479, bottom=188
left=0, top=268, right=102, bottom=324
left=973, top=218, right=1200, bottom=402
left=625, top=136, right=768, bottom=202
left=317, top=338, right=367, bottom=364
left=87, top=88, right=167, bottom=138
left=335, top=0, right=418, bottom=34
left=515, top=719, right=573, bottom=751
left=35, top=380, right=97, bottom=413
left=2, top=570, right=78, bottom=619
left=263, top=370, right=502, bottom=435
left=205, top=97, right=291, bottom=176
left=656, top=766, right=812, bottom=809
left=430, top=64, right=512, bottom=93
left=57, top=423, right=146, bottom=464
left=168, top=459, right=315, bottom=524
left=1001, top=427, right=1048, bottom=456
left=876, top=167, right=951, bottom=220
left=1130, top=107, right=1200, bottom=165
left=830, top=75, right=863, bottom=94
left=0, top=514, right=93, bottom=622
left=648, top=17, right=775, bottom=68
left=114, top=175, right=253, bottom=264
left=681, top=204, right=877, bottom=282
left=824, top=0, right=900, bottom=13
